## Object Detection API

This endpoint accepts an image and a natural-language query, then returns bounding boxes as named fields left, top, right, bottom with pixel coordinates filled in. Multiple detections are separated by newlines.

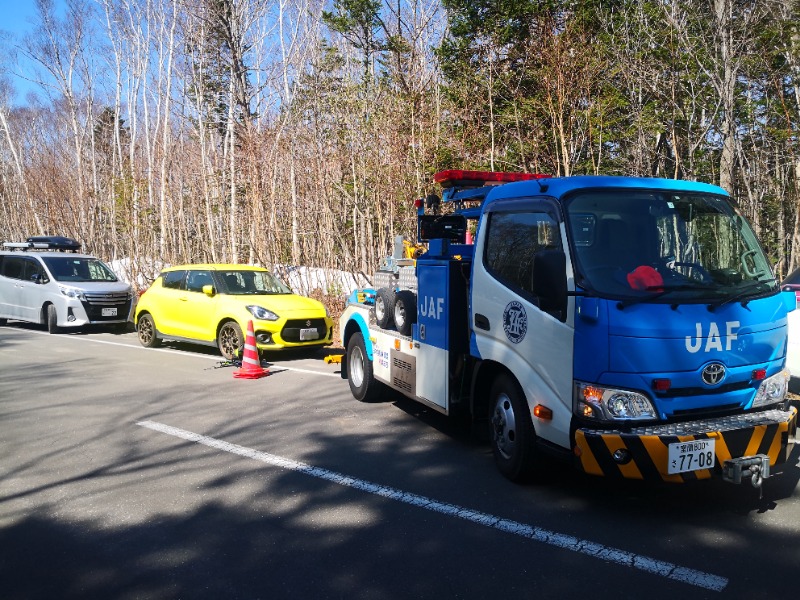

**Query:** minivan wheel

left=46, top=304, right=59, bottom=334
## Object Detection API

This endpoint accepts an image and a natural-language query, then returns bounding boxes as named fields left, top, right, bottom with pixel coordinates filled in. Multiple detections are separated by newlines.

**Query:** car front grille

left=81, top=292, right=132, bottom=320
left=281, top=318, right=328, bottom=343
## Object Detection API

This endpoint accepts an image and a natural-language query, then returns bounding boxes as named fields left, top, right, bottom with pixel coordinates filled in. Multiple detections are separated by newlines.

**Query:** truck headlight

left=247, top=305, right=279, bottom=321
left=574, top=381, right=657, bottom=422
left=752, top=369, right=789, bottom=408
left=58, top=285, right=85, bottom=301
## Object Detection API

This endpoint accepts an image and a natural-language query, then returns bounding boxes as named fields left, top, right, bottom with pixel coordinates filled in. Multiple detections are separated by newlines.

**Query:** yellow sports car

left=134, top=264, right=333, bottom=359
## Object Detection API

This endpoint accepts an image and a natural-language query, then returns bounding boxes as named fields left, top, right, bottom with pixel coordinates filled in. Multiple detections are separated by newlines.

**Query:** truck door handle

left=474, top=313, right=490, bottom=330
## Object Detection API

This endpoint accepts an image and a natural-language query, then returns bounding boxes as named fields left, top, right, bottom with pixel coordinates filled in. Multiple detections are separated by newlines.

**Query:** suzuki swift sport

left=134, top=264, right=333, bottom=359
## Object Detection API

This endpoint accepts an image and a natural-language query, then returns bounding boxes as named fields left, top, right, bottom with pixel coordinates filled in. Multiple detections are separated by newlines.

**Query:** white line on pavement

left=6, top=326, right=340, bottom=377
left=137, top=419, right=728, bottom=592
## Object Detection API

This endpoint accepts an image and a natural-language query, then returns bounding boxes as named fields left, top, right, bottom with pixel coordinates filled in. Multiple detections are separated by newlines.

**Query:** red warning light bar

left=433, top=170, right=549, bottom=188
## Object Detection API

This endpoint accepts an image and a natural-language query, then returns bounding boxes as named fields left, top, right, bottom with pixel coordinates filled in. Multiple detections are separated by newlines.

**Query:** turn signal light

left=533, top=405, right=553, bottom=420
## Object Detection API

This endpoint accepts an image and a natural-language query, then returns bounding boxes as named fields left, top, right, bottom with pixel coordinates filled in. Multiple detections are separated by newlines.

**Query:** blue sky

left=0, top=0, right=63, bottom=105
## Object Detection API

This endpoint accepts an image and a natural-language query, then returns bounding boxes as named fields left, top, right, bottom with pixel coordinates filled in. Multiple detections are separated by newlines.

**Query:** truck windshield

left=566, top=190, right=777, bottom=303
left=41, top=256, right=119, bottom=282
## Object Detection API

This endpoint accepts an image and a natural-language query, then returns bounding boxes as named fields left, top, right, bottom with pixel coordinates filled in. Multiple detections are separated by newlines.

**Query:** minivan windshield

left=41, top=256, right=119, bottom=282
left=566, top=190, right=777, bottom=304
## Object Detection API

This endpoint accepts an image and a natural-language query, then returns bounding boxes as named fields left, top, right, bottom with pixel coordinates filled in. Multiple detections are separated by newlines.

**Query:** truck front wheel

left=347, top=332, right=381, bottom=402
left=490, top=374, right=540, bottom=482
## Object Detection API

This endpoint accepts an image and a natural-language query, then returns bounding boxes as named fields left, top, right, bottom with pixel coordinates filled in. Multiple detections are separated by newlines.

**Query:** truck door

left=470, top=199, right=574, bottom=445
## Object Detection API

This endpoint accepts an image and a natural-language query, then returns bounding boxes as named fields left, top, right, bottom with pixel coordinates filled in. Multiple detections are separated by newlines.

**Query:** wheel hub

left=492, top=395, right=516, bottom=459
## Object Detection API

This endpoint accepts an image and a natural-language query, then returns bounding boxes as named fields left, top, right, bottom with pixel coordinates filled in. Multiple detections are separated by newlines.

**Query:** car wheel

left=489, top=374, right=545, bottom=482
left=137, top=314, right=161, bottom=348
left=47, top=304, right=59, bottom=334
left=393, top=290, right=417, bottom=336
left=0, top=318, right=7, bottom=326
left=218, top=321, right=244, bottom=361
left=347, top=331, right=381, bottom=402
left=374, top=287, right=396, bottom=329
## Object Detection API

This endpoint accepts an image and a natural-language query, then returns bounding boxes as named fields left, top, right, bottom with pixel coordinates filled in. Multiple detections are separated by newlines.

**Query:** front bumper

left=574, top=407, right=797, bottom=483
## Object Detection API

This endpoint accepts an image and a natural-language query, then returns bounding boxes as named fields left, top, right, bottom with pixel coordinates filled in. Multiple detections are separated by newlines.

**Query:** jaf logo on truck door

left=503, top=301, right=527, bottom=344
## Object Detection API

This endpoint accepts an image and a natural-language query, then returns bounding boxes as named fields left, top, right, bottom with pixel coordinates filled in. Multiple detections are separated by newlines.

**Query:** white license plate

left=300, top=327, right=319, bottom=341
left=102, top=308, right=118, bottom=317
left=668, top=439, right=716, bottom=474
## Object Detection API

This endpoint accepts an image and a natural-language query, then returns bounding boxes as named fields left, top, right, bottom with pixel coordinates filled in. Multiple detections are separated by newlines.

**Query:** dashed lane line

left=137, top=419, right=728, bottom=592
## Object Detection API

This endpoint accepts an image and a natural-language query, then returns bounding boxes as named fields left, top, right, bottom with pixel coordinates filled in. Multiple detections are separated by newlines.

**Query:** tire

left=374, top=287, right=396, bottom=329
left=137, top=313, right=161, bottom=348
left=46, top=304, right=59, bottom=334
left=393, top=290, right=417, bottom=336
left=347, top=331, right=381, bottom=402
left=0, top=318, right=7, bottom=326
left=218, top=321, right=244, bottom=361
left=489, top=374, right=542, bottom=482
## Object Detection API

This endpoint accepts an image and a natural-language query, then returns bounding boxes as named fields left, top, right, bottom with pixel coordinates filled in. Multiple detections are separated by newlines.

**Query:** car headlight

left=59, top=285, right=86, bottom=301
left=752, top=369, right=789, bottom=408
left=247, top=305, right=279, bottom=321
left=574, top=381, right=657, bottom=422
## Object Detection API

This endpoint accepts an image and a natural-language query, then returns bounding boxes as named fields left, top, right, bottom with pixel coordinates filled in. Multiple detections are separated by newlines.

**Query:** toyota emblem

left=702, top=363, right=726, bottom=385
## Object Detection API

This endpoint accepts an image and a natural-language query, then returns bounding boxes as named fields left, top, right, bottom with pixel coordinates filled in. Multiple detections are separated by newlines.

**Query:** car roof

left=162, top=264, right=269, bottom=272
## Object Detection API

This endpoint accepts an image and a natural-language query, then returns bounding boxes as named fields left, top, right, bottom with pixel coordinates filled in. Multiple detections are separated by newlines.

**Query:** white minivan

left=0, top=236, right=133, bottom=333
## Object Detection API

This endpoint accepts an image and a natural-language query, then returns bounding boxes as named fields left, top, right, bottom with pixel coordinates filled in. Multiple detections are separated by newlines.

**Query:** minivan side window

left=1, top=256, right=26, bottom=280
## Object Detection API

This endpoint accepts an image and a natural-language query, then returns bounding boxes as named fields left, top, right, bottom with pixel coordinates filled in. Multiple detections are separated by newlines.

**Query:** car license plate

left=667, top=439, right=716, bottom=474
left=102, top=308, right=118, bottom=317
left=300, top=327, right=319, bottom=341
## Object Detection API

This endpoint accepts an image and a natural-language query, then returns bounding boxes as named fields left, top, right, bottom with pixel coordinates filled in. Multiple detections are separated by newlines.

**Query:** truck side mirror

left=533, top=250, right=567, bottom=322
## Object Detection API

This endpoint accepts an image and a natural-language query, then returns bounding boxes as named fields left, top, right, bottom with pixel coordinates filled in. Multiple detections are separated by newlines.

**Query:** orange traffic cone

left=234, top=320, right=269, bottom=379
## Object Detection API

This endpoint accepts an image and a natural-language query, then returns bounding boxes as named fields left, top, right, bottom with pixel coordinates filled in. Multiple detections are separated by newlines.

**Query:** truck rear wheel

left=393, top=290, right=417, bottom=336
left=490, top=374, right=541, bottom=482
left=374, top=287, right=395, bottom=329
left=347, top=331, right=381, bottom=402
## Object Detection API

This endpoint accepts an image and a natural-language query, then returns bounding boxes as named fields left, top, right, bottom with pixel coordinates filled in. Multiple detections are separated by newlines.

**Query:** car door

left=150, top=270, right=187, bottom=335
left=178, top=269, right=218, bottom=341
left=16, top=257, right=48, bottom=323
left=0, top=255, right=25, bottom=318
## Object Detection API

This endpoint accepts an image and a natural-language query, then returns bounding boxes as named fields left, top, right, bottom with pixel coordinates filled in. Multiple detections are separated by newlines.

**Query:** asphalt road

left=1, top=322, right=799, bottom=600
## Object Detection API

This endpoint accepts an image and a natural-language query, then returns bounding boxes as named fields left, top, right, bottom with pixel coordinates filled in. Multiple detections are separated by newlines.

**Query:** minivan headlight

left=247, top=305, right=279, bottom=321
left=58, top=285, right=86, bottom=301
left=574, top=381, right=657, bottom=422
left=752, top=369, right=789, bottom=408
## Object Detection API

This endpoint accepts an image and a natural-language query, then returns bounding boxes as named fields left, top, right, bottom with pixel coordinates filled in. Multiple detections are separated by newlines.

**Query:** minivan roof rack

left=2, top=236, right=82, bottom=252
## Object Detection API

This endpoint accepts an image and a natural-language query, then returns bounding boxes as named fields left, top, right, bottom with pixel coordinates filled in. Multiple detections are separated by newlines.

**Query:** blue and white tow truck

left=339, top=170, right=798, bottom=490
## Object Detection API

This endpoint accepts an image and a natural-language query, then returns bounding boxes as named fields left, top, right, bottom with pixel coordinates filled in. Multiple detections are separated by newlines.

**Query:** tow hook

left=722, top=455, right=771, bottom=498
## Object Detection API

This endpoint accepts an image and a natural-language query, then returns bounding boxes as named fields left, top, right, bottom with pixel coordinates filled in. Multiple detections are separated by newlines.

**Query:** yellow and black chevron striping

left=574, top=407, right=797, bottom=483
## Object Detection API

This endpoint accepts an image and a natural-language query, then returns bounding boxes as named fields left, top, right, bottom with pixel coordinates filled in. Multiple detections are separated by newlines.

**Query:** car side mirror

left=202, top=284, right=215, bottom=297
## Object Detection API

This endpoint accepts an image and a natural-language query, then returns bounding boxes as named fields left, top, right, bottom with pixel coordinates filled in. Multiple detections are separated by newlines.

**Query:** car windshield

left=219, top=270, right=292, bottom=295
left=566, top=190, right=777, bottom=304
left=41, top=256, right=119, bottom=282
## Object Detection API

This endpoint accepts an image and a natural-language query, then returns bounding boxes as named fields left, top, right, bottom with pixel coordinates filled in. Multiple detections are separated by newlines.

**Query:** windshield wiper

left=616, top=283, right=712, bottom=309
left=708, top=279, right=776, bottom=310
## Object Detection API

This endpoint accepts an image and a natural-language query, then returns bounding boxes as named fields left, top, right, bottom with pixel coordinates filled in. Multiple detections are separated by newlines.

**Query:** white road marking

left=137, top=419, right=728, bottom=592
left=4, top=326, right=339, bottom=377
